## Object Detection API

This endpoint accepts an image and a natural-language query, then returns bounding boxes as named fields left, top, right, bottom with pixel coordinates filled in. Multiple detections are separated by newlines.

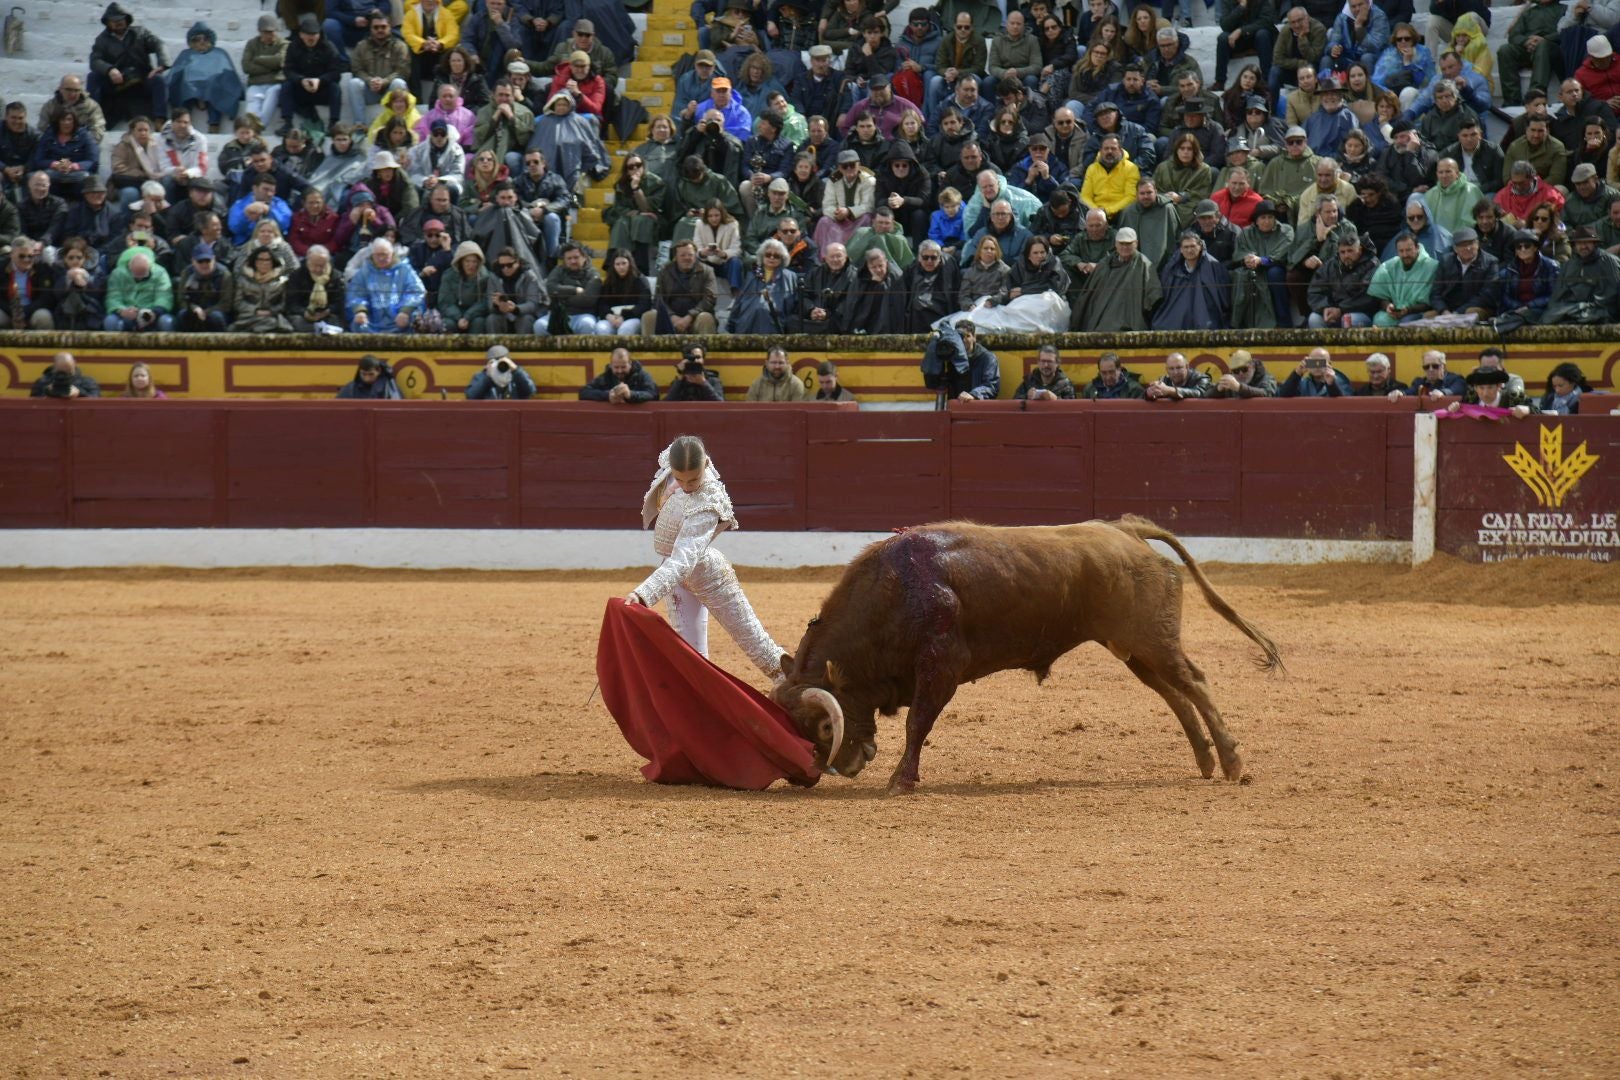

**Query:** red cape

left=596, top=599, right=821, bottom=790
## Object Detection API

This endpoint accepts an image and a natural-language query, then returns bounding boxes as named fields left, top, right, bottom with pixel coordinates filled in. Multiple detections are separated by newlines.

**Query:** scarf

left=307, top=265, right=331, bottom=312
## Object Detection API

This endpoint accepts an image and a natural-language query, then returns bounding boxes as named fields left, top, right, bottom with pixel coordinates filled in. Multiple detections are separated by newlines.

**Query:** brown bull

left=772, top=517, right=1283, bottom=793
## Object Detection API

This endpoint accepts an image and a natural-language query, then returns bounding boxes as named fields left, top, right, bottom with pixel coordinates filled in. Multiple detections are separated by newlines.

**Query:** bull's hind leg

left=1124, top=657, right=1218, bottom=779
left=1155, top=653, right=1245, bottom=781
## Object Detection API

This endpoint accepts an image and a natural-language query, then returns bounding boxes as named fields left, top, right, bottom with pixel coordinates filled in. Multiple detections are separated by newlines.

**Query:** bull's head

left=773, top=656, right=877, bottom=777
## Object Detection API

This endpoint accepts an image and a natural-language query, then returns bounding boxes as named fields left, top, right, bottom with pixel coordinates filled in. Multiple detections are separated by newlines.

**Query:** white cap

left=1115, top=227, right=1137, bottom=243
left=1589, top=35, right=1614, bottom=58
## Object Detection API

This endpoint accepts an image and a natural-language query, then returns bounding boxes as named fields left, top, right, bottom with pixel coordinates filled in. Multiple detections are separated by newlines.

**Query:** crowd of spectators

left=6, top=0, right=1620, bottom=338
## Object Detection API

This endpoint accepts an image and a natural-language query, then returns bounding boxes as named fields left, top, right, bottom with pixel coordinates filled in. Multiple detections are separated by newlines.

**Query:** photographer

left=676, top=110, right=744, bottom=188
left=737, top=112, right=796, bottom=218
left=30, top=352, right=102, bottom=399
left=465, top=344, right=537, bottom=399
left=665, top=353, right=725, bottom=401
left=335, top=354, right=403, bottom=399
left=786, top=241, right=855, bottom=333
left=1278, top=347, right=1353, bottom=397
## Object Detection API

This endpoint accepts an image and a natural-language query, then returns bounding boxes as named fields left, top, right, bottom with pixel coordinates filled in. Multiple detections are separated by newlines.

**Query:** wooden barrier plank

left=0, top=410, right=67, bottom=526
left=806, top=418, right=948, bottom=529
left=225, top=409, right=370, bottom=525
left=519, top=409, right=660, bottom=527
left=375, top=411, right=516, bottom=526
left=70, top=410, right=217, bottom=499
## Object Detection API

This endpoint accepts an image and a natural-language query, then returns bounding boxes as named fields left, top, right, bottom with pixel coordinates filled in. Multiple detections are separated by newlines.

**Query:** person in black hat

left=1374, top=119, right=1435, bottom=201
left=664, top=349, right=725, bottom=401
left=1541, top=223, right=1620, bottom=326
left=1492, top=228, right=1560, bottom=334
left=1447, top=365, right=1534, bottom=417
left=1234, top=93, right=1285, bottom=162
left=1427, top=225, right=1500, bottom=319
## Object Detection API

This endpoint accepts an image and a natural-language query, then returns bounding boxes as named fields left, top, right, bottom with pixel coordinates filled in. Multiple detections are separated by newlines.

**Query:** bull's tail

left=1108, top=515, right=1285, bottom=675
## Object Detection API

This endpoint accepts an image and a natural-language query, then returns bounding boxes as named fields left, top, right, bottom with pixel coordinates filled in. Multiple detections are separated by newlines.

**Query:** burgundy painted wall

left=0, top=399, right=1421, bottom=538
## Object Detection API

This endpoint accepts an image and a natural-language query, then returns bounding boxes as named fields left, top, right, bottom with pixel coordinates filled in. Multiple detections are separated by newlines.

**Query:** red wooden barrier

left=0, top=399, right=1426, bottom=539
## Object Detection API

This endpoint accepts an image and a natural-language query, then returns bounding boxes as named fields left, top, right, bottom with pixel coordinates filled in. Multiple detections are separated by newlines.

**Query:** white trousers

left=662, top=547, right=783, bottom=680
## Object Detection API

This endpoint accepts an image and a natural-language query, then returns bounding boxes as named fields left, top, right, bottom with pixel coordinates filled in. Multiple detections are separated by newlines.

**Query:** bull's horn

left=801, top=687, right=844, bottom=769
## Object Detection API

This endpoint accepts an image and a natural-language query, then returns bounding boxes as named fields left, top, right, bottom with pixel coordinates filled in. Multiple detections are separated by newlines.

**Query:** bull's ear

left=779, top=653, right=794, bottom=677
left=825, top=661, right=843, bottom=689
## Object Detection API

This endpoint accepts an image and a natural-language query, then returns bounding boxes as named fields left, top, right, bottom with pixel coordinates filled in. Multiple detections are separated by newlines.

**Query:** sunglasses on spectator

left=1286, top=137, right=1305, bottom=144
left=919, top=252, right=940, bottom=260
left=1394, top=35, right=1413, bottom=42
left=1515, top=240, right=1537, bottom=248
left=1406, top=214, right=1426, bottom=221
left=779, top=226, right=799, bottom=233
left=1422, top=363, right=1443, bottom=370
left=497, top=260, right=517, bottom=269
left=763, top=252, right=782, bottom=259
left=16, top=252, right=35, bottom=261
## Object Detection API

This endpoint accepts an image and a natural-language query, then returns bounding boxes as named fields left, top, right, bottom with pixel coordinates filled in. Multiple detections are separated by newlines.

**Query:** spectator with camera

left=336, top=354, right=403, bottom=398
left=786, top=240, right=854, bottom=333
left=580, top=346, right=659, bottom=404
left=103, top=251, right=173, bottom=332
left=1279, top=347, right=1354, bottom=397
left=544, top=242, right=603, bottom=334
left=1211, top=349, right=1278, bottom=398
left=467, top=344, right=537, bottom=399
left=50, top=238, right=105, bottom=330
left=485, top=244, right=548, bottom=334
left=30, top=352, right=102, bottom=399
left=665, top=352, right=725, bottom=401
left=1014, top=344, right=1076, bottom=400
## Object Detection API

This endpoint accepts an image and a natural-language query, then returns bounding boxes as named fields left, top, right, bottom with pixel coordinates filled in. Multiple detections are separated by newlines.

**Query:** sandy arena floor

left=1, top=560, right=1618, bottom=1079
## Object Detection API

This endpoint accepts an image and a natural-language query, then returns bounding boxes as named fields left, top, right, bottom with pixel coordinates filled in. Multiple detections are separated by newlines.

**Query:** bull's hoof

left=1219, top=750, right=1245, bottom=782
left=887, top=773, right=918, bottom=795
left=1194, top=747, right=1217, bottom=779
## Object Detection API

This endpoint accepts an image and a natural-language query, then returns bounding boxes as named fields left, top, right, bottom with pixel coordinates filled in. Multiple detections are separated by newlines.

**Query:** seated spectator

left=89, top=3, right=170, bottom=127
left=1306, top=230, right=1381, bottom=328
left=745, top=345, right=810, bottom=401
left=1540, top=361, right=1595, bottom=414
left=1143, top=351, right=1212, bottom=400
left=579, top=345, right=659, bottom=404
left=645, top=239, right=719, bottom=335
left=407, top=217, right=456, bottom=311
left=1031, top=187, right=1085, bottom=255
left=938, top=141, right=992, bottom=205
left=167, top=21, right=244, bottom=132
left=589, top=250, right=651, bottom=337
left=1231, top=200, right=1294, bottom=328
left=815, top=150, right=876, bottom=251
left=815, top=359, right=857, bottom=401
left=31, top=112, right=99, bottom=198
left=1189, top=200, right=1239, bottom=265
left=1006, top=236, right=1069, bottom=302
left=1385, top=196, right=1452, bottom=261
left=406, top=119, right=467, bottom=202
left=1072, top=225, right=1160, bottom=331
left=1409, top=348, right=1469, bottom=399
left=1271, top=9, right=1327, bottom=101
left=1081, top=350, right=1144, bottom=399
left=1, top=101, right=39, bottom=203
left=470, top=179, right=541, bottom=275
left=285, top=244, right=344, bottom=332
left=400, top=183, right=467, bottom=248
left=427, top=240, right=485, bottom=332
left=217, top=115, right=263, bottom=179
left=50, top=238, right=105, bottom=329
left=983, top=107, right=1029, bottom=176
left=847, top=205, right=916, bottom=272
left=836, top=246, right=906, bottom=334
left=173, top=242, right=234, bottom=331
left=1375, top=121, right=1435, bottom=202
left=474, top=81, right=534, bottom=173
left=467, top=345, right=538, bottom=400
left=233, top=245, right=294, bottom=333
left=1368, top=231, right=1437, bottom=325
left=1491, top=229, right=1560, bottom=332
left=0, top=240, right=55, bottom=330
left=336, top=354, right=403, bottom=399
left=736, top=112, right=795, bottom=222
left=544, top=242, right=602, bottom=334
left=281, top=15, right=345, bottom=136
left=1297, top=156, right=1357, bottom=232
left=242, top=16, right=288, bottom=127
left=502, top=152, right=562, bottom=267
left=60, top=178, right=119, bottom=254
left=786, top=240, right=853, bottom=332
left=1426, top=226, right=1499, bottom=318
left=898, top=239, right=959, bottom=331
left=1078, top=134, right=1139, bottom=223
left=960, top=234, right=1012, bottom=308
left=479, top=243, right=544, bottom=334
left=928, top=185, right=968, bottom=260
left=347, top=237, right=427, bottom=333
left=109, top=117, right=166, bottom=206
left=273, top=129, right=324, bottom=185
left=1356, top=351, right=1407, bottom=398
left=606, top=154, right=666, bottom=275
left=1118, top=179, right=1177, bottom=267
left=1542, top=224, right=1620, bottom=323
left=665, top=353, right=724, bottom=401
left=875, top=140, right=932, bottom=244
left=966, top=199, right=1033, bottom=266
left=694, top=199, right=744, bottom=291
left=1014, top=343, right=1076, bottom=400
left=344, top=12, right=411, bottom=128
left=228, top=176, right=293, bottom=246
left=30, top=352, right=102, bottom=398
left=103, top=251, right=173, bottom=332
left=776, top=217, right=818, bottom=273
left=1279, top=347, right=1353, bottom=396
left=1212, top=165, right=1263, bottom=228
left=1211, top=349, right=1279, bottom=398
left=1255, top=125, right=1316, bottom=223
left=1152, top=232, right=1231, bottom=331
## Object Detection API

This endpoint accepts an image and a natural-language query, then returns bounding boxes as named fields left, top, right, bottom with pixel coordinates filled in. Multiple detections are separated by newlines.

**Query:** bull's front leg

left=888, top=675, right=957, bottom=795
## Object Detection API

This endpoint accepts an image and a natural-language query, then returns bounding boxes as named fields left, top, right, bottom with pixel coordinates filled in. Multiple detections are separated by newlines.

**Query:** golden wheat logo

left=1502, top=425, right=1600, bottom=508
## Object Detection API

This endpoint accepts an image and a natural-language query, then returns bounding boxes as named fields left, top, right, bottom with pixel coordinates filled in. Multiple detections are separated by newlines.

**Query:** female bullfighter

left=626, top=435, right=786, bottom=682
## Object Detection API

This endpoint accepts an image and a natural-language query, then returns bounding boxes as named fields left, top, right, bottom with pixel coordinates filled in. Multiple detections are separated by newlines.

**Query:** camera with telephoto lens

left=49, top=369, right=75, bottom=397
left=494, top=358, right=515, bottom=376
left=705, top=119, right=721, bottom=135
left=750, top=154, right=767, bottom=171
